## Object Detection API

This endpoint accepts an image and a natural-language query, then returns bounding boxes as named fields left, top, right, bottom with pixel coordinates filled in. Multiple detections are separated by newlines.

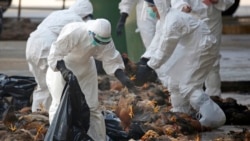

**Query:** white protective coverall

left=171, top=0, right=235, bottom=97
left=118, top=0, right=157, bottom=48
left=142, top=0, right=226, bottom=128
left=46, top=19, right=125, bottom=141
left=25, top=0, right=93, bottom=112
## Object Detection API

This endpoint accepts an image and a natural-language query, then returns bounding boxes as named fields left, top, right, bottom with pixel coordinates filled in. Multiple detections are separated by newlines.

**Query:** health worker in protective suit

left=171, top=0, right=235, bottom=97
left=46, top=18, right=136, bottom=141
left=116, top=0, right=157, bottom=49
left=26, top=0, right=93, bottom=112
left=135, top=0, right=226, bottom=129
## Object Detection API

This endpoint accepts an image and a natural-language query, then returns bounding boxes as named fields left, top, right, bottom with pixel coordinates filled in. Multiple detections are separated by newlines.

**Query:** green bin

left=91, top=1, right=145, bottom=62
left=124, top=7, right=145, bottom=62
left=91, top=0, right=127, bottom=53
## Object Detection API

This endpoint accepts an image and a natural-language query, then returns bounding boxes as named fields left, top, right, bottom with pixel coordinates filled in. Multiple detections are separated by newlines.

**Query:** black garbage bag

left=103, top=110, right=129, bottom=140
left=44, top=75, right=92, bottom=141
left=0, top=97, right=9, bottom=119
left=103, top=110, right=145, bottom=141
left=0, top=73, right=37, bottom=110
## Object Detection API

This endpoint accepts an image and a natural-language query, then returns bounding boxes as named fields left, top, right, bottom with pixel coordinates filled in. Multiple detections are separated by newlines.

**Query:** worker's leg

left=167, top=78, right=193, bottom=114
left=46, top=68, right=65, bottom=123
left=87, top=106, right=106, bottom=141
left=205, top=56, right=221, bottom=97
left=29, top=58, right=52, bottom=112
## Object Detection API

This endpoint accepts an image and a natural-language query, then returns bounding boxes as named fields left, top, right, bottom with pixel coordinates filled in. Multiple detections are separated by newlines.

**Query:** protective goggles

left=89, top=31, right=112, bottom=45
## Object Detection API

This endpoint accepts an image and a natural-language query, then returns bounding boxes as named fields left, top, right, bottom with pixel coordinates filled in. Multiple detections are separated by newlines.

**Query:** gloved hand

left=116, top=12, right=128, bottom=36
left=114, top=69, right=137, bottom=92
left=135, top=62, right=157, bottom=86
left=56, top=60, right=73, bottom=82
left=136, top=57, right=149, bottom=66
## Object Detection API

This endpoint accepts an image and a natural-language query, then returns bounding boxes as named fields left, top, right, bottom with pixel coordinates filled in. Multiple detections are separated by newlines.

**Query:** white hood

left=69, top=0, right=93, bottom=18
left=154, top=0, right=171, bottom=22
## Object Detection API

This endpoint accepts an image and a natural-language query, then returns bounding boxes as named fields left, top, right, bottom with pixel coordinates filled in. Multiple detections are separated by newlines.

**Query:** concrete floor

left=220, top=35, right=250, bottom=82
left=1, top=35, right=250, bottom=81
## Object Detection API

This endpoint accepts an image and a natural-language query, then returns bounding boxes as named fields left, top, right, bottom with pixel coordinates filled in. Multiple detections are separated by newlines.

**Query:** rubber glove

left=116, top=12, right=128, bottom=36
left=56, top=60, right=73, bottom=82
left=114, top=69, right=137, bottom=92
left=135, top=59, right=158, bottom=86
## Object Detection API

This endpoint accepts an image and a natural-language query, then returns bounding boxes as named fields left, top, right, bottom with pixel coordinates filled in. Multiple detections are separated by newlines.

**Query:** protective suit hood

left=86, top=18, right=112, bottom=40
left=154, top=0, right=171, bottom=22
left=69, top=0, right=93, bottom=18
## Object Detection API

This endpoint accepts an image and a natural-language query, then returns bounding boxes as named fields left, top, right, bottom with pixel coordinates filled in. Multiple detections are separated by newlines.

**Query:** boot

left=190, top=90, right=226, bottom=128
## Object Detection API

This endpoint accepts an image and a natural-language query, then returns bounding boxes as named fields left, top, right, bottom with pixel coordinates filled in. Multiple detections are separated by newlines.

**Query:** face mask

left=89, top=31, right=101, bottom=47
left=147, top=7, right=157, bottom=19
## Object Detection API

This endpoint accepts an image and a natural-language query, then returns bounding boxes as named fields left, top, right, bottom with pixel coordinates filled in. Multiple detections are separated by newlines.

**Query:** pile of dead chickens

left=0, top=76, right=250, bottom=140
left=99, top=81, right=204, bottom=141
left=0, top=106, right=49, bottom=141
left=98, top=74, right=250, bottom=140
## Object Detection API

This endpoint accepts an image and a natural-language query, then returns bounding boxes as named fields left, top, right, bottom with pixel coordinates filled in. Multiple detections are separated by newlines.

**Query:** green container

left=91, top=1, right=145, bottom=62
left=91, top=0, right=127, bottom=53
left=124, top=7, right=145, bottom=62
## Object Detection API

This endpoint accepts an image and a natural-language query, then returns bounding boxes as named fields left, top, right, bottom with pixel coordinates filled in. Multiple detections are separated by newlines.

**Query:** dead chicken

left=1, top=105, right=49, bottom=141
left=211, top=96, right=250, bottom=125
left=228, top=128, right=250, bottom=141
left=121, top=53, right=137, bottom=77
left=2, top=106, right=18, bottom=132
left=98, top=76, right=111, bottom=91
left=146, top=86, right=170, bottom=106
left=0, top=129, right=34, bottom=141
left=160, top=112, right=202, bottom=134
left=141, top=130, right=160, bottom=141
left=110, top=80, right=124, bottom=91
left=115, top=89, right=138, bottom=132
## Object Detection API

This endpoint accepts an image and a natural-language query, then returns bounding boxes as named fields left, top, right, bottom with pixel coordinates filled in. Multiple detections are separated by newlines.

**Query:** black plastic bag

left=0, top=73, right=37, bottom=110
left=103, top=110, right=145, bottom=141
left=0, top=97, right=9, bottom=119
left=44, top=75, right=92, bottom=141
left=103, top=110, right=129, bottom=140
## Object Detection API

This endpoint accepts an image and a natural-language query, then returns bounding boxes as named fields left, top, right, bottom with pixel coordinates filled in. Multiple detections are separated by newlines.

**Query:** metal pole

left=62, top=0, right=66, bottom=9
left=17, top=0, right=22, bottom=21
